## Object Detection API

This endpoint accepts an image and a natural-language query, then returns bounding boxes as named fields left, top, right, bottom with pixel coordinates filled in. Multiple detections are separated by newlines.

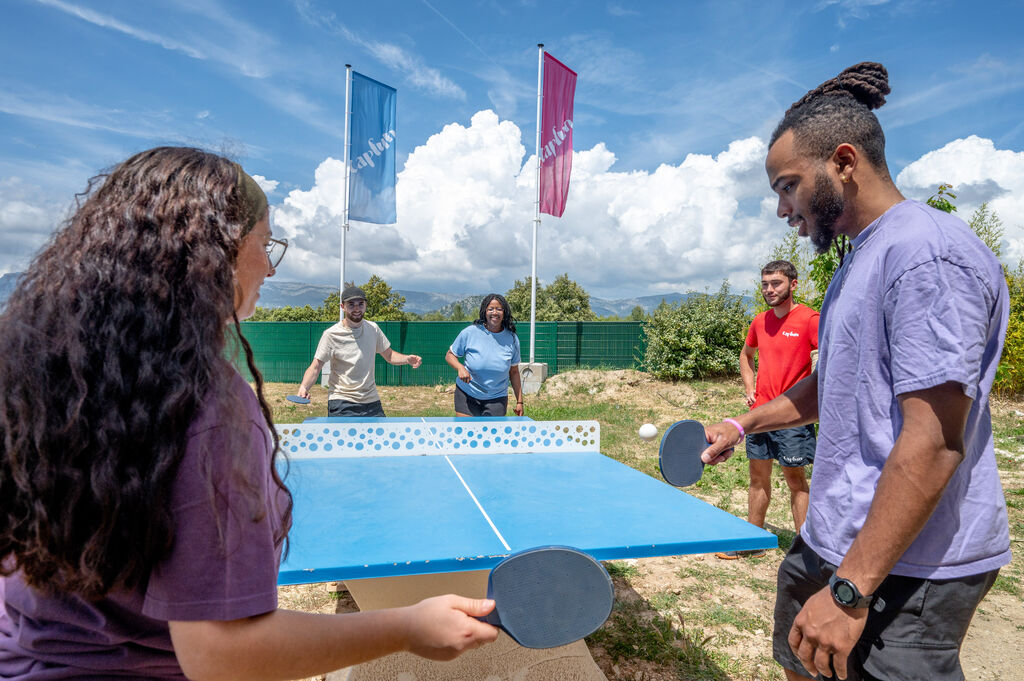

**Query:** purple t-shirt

left=805, top=199, right=1011, bottom=579
left=0, top=372, right=289, bottom=679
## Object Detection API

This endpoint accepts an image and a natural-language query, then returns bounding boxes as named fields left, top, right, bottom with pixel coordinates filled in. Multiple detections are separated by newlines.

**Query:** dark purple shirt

left=0, top=372, right=289, bottom=679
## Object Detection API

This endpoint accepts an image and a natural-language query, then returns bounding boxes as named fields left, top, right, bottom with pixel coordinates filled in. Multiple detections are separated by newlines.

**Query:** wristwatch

left=829, top=574, right=883, bottom=610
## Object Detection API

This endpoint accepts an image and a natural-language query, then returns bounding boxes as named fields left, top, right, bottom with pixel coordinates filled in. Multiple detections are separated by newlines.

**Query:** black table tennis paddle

left=658, top=419, right=709, bottom=487
left=479, top=546, right=613, bottom=649
left=286, top=395, right=311, bottom=404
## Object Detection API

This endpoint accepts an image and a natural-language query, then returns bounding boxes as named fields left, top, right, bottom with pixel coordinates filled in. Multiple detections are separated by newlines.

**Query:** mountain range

left=0, top=273, right=715, bottom=317
left=253, top=281, right=697, bottom=317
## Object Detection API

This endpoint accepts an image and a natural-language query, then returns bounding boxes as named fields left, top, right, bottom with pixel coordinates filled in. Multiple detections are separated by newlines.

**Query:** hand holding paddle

left=403, top=594, right=500, bottom=661
left=659, top=419, right=742, bottom=486
left=288, top=385, right=312, bottom=404
left=479, top=546, right=614, bottom=649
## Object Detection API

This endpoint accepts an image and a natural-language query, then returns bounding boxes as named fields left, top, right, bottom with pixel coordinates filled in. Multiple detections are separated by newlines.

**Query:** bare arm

left=381, top=348, right=421, bottom=369
left=296, top=359, right=324, bottom=399
left=445, top=349, right=471, bottom=382
left=788, top=381, right=971, bottom=679
left=739, top=344, right=757, bottom=407
left=509, top=365, right=523, bottom=416
left=701, top=371, right=819, bottom=465
left=170, top=596, right=497, bottom=681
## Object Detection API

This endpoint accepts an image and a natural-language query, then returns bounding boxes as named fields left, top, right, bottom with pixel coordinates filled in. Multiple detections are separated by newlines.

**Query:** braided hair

left=770, top=62, right=891, bottom=172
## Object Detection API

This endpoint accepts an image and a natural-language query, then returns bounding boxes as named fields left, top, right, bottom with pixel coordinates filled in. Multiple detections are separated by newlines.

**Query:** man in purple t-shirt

left=703, top=62, right=1010, bottom=681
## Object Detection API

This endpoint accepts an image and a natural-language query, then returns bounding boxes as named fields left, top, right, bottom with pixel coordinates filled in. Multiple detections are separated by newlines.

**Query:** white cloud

left=0, top=177, right=67, bottom=274
left=897, top=135, right=1024, bottom=262
left=270, top=109, right=788, bottom=297
left=251, top=175, right=279, bottom=193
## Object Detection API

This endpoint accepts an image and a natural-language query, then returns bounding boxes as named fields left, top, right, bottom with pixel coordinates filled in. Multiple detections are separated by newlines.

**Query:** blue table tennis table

left=276, top=417, right=776, bottom=586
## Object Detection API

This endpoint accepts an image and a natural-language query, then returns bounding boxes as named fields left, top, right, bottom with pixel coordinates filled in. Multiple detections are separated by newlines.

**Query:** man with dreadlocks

left=701, top=63, right=1010, bottom=681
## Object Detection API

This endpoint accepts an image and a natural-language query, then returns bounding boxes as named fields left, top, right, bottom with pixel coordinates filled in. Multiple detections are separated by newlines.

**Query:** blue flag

left=348, top=72, right=397, bottom=224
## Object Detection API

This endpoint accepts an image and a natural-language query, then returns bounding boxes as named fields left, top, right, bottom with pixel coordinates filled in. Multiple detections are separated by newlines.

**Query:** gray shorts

left=327, top=399, right=386, bottom=418
left=746, top=424, right=816, bottom=467
left=774, top=535, right=998, bottom=680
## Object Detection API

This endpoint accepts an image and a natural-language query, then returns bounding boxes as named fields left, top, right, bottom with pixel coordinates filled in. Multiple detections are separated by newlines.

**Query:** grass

left=587, top=600, right=742, bottom=680
left=605, top=561, right=640, bottom=579
left=265, top=372, right=1024, bottom=681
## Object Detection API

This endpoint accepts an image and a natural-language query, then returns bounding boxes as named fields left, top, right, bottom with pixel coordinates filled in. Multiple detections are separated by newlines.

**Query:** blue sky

left=2, top=0, right=1023, bottom=298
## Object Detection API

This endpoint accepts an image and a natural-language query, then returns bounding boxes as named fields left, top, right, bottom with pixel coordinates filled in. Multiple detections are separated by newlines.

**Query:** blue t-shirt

left=450, top=324, right=521, bottom=400
left=808, top=199, right=1010, bottom=579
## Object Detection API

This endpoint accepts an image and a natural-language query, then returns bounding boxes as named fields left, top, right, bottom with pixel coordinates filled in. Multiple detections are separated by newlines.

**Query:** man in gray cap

left=297, top=285, right=422, bottom=417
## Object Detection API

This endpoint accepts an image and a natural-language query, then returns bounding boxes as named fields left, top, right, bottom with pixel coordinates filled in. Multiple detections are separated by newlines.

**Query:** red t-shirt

left=746, top=304, right=819, bottom=408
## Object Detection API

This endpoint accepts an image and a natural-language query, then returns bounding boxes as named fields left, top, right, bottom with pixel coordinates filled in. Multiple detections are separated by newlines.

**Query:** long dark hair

left=474, top=293, right=516, bottom=333
left=0, top=147, right=292, bottom=598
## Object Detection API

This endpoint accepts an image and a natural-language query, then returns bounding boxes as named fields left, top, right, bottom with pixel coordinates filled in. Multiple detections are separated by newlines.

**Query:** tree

left=505, top=276, right=553, bottom=321
left=360, top=274, right=407, bottom=321
left=449, top=303, right=471, bottom=322
left=250, top=274, right=407, bottom=322
left=996, top=259, right=1024, bottom=395
left=629, top=305, right=647, bottom=322
left=505, top=274, right=595, bottom=322
left=545, top=273, right=597, bottom=321
left=805, top=241, right=845, bottom=311
left=968, top=203, right=1004, bottom=257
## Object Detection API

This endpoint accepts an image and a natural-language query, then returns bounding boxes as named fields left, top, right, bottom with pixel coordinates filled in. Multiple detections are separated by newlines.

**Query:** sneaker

left=715, top=549, right=767, bottom=560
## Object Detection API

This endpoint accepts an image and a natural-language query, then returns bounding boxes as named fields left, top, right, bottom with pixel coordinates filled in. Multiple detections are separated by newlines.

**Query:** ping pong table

left=276, top=416, right=776, bottom=586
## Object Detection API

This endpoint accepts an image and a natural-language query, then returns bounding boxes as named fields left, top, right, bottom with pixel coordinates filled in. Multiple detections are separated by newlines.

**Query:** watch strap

left=829, top=573, right=883, bottom=610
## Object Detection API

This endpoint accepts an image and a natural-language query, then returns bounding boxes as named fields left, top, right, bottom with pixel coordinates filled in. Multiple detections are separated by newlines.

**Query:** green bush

left=995, top=261, right=1024, bottom=396
left=641, top=282, right=751, bottom=380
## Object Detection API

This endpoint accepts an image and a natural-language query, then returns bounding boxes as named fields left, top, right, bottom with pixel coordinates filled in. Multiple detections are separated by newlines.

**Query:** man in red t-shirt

left=718, top=260, right=819, bottom=560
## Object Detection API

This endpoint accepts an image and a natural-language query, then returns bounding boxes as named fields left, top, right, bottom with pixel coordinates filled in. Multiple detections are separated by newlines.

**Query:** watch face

left=835, top=582, right=856, bottom=604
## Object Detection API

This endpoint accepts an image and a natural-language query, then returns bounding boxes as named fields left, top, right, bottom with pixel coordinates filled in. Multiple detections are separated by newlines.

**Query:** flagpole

left=341, top=64, right=353, bottom=323
left=531, top=43, right=543, bottom=364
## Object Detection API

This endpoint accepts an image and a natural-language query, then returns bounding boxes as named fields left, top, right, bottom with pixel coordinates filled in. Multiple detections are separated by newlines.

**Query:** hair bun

left=835, top=62, right=889, bottom=110
left=788, top=61, right=890, bottom=113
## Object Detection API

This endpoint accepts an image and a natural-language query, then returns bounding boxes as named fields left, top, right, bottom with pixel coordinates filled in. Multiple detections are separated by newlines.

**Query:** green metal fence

left=235, top=321, right=646, bottom=384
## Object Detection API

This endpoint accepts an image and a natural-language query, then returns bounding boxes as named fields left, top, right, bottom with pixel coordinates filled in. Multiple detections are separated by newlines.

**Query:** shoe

left=715, top=549, right=767, bottom=560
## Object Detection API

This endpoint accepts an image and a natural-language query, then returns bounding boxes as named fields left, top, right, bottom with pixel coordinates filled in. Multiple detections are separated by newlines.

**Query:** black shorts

left=454, top=386, right=508, bottom=417
left=774, top=535, right=998, bottom=680
left=327, top=399, right=386, bottom=418
left=746, top=424, right=816, bottom=467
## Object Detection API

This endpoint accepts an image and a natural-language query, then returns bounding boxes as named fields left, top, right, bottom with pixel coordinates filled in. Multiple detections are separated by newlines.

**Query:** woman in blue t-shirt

left=445, top=294, right=524, bottom=417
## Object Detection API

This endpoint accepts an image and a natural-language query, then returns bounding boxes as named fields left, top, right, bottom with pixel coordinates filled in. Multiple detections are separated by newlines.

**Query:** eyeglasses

left=266, top=237, right=288, bottom=268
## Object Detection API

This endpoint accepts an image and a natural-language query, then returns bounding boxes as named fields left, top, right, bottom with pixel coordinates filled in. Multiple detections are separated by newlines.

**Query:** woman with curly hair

left=445, top=293, right=524, bottom=417
left=0, top=147, right=497, bottom=680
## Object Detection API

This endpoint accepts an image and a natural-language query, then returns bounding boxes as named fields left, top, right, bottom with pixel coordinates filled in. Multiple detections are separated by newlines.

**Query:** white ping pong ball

left=638, top=423, right=658, bottom=441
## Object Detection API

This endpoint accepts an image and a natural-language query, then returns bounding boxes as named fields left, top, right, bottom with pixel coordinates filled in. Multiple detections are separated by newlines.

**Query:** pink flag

left=539, top=53, right=577, bottom=218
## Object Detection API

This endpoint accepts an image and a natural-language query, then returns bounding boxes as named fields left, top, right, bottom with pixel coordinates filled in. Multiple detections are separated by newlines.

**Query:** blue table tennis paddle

left=479, top=546, right=613, bottom=649
left=658, top=419, right=709, bottom=487
left=286, top=395, right=311, bottom=404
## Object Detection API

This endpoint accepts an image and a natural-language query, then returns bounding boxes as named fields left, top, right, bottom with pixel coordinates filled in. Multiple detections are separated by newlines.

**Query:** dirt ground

left=272, top=370, right=1023, bottom=680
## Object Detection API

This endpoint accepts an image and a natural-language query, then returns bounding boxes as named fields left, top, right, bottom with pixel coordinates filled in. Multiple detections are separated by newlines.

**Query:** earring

left=840, top=174, right=850, bottom=183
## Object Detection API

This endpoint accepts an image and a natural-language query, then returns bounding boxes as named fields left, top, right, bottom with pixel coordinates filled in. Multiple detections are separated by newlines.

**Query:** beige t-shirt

left=314, top=320, right=390, bottom=403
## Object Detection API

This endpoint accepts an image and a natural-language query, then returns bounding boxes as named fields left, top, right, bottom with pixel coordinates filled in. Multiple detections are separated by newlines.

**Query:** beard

left=807, top=172, right=845, bottom=254
left=764, top=286, right=792, bottom=307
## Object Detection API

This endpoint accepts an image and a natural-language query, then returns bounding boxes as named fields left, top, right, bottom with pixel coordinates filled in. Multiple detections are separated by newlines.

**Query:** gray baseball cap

left=341, top=285, right=366, bottom=303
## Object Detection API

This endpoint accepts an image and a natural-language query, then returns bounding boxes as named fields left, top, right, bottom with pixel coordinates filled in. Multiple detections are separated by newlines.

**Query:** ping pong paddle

left=479, top=546, right=613, bottom=649
left=286, top=395, right=311, bottom=404
left=658, top=419, right=710, bottom=487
